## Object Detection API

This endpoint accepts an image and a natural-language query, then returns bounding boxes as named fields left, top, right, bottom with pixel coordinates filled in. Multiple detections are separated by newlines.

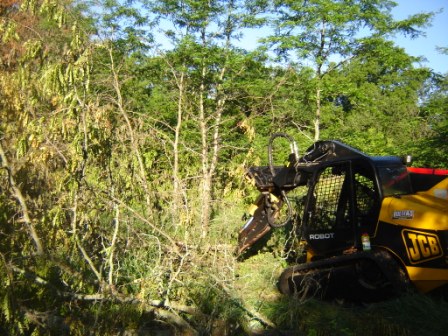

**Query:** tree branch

left=0, top=141, right=44, bottom=255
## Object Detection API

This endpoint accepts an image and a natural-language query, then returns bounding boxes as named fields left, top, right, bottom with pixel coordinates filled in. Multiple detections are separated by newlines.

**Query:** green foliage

left=262, top=0, right=434, bottom=140
left=1, top=0, right=447, bottom=334
left=409, top=72, right=448, bottom=167
left=319, top=38, right=433, bottom=156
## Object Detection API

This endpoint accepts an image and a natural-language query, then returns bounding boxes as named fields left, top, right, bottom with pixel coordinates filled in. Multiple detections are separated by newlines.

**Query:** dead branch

left=103, top=191, right=182, bottom=256
left=211, top=274, right=277, bottom=330
left=0, top=141, right=44, bottom=255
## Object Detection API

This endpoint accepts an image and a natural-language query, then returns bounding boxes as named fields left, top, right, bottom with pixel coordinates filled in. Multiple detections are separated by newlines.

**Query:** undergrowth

left=2, top=196, right=448, bottom=335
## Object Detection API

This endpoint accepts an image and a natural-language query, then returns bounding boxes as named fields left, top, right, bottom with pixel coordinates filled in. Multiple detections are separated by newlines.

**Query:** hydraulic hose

left=266, top=189, right=294, bottom=228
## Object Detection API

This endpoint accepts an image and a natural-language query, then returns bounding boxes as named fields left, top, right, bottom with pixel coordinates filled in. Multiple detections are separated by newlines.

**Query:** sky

left=392, top=0, right=448, bottom=74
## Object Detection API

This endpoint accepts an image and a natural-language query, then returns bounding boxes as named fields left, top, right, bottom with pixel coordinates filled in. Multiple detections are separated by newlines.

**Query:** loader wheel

left=355, top=252, right=412, bottom=301
left=355, top=259, right=390, bottom=290
left=374, top=251, right=412, bottom=295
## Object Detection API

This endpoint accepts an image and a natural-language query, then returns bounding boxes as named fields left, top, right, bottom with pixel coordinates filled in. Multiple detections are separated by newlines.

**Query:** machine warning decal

left=402, top=229, right=443, bottom=264
left=392, top=210, right=414, bottom=219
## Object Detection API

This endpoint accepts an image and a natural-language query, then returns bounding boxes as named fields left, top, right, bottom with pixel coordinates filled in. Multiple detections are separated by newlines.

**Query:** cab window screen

left=378, top=166, right=412, bottom=196
left=310, top=164, right=351, bottom=230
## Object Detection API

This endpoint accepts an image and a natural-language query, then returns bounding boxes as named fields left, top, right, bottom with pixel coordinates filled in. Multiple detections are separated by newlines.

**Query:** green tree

left=265, top=0, right=433, bottom=141
left=411, top=71, right=448, bottom=167
left=321, top=38, right=432, bottom=155
left=148, top=0, right=270, bottom=236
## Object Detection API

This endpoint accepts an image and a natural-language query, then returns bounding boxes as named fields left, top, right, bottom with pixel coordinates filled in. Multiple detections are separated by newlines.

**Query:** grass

left=234, top=248, right=448, bottom=336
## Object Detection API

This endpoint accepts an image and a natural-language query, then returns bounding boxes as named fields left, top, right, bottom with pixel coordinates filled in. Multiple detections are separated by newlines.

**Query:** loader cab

left=302, top=157, right=385, bottom=256
left=237, top=139, right=416, bottom=258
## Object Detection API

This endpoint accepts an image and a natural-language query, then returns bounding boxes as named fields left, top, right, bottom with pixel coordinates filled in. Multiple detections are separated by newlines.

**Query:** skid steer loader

left=237, top=134, right=448, bottom=301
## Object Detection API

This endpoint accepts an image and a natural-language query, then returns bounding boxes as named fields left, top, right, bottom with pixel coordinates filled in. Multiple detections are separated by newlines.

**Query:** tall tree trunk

left=199, top=62, right=210, bottom=237
left=108, top=46, right=153, bottom=217
left=314, top=84, right=321, bottom=141
left=173, top=70, right=185, bottom=226
left=314, top=20, right=326, bottom=142
left=198, top=56, right=227, bottom=238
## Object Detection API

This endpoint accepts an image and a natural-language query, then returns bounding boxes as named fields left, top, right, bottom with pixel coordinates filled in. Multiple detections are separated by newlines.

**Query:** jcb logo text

left=402, top=229, right=443, bottom=264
